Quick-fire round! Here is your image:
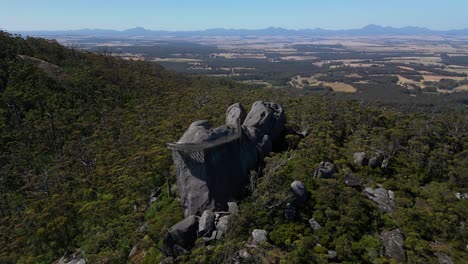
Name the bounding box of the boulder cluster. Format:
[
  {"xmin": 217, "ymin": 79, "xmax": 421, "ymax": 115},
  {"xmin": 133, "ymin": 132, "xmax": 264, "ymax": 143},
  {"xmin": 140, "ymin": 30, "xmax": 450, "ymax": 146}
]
[{"xmin": 170, "ymin": 101, "xmax": 285, "ymax": 217}]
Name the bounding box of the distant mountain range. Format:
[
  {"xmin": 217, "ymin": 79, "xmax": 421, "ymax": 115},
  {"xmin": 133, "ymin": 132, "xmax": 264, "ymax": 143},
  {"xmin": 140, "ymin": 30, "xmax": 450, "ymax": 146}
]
[{"xmin": 15, "ymin": 25, "xmax": 468, "ymax": 37}]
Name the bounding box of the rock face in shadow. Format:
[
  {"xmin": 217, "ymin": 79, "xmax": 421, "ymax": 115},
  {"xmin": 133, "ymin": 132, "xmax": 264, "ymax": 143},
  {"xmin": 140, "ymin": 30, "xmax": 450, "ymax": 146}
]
[
  {"xmin": 162, "ymin": 215, "xmax": 199, "ymax": 257},
  {"xmin": 169, "ymin": 101, "xmax": 285, "ymax": 217}
]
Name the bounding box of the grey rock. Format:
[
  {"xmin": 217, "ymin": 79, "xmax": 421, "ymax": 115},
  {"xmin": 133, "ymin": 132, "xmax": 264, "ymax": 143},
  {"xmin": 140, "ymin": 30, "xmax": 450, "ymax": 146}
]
[
  {"xmin": 328, "ymin": 250, "xmax": 337, "ymax": 260},
  {"xmin": 243, "ymin": 101, "xmax": 286, "ymax": 142},
  {"xmin": 369, "ymin": 153, "xmax": 384, "ymax": 169},
  {"xmin": 353, "ymin": 152, "xmax": 368, "ymax": 166},
  {"xmin": 198, "ymin": 210, "xmax": 215, "ymax": 236},
  {"xmin": 239, "ymin": 248, "xmax": 252, "ymax": 259},
  {"xmin": 252, "ymin": 229, "xmax": 268, "ymax": 244},
  {"xmin": 381, "ymin": 158, "xmax": 390, "ymax": 169},
  {"xmin": 435, "ymin": 252, "xmax": 453, "ymax": 264},
  {"xmin": 363, "ymin": 187, "xmax": 396, "ymax": 213},
  {"xmin": 380, "ymin": 229, "xmax": 405, "ymax": 263},
  {"xmin": 291, "ymin": 180, "xmax": 308, "ymax": 203},
  {"xmin": 285, "ymin": 203, "xmax": 296, "ymax": 220},
  {"xmin": 162, "ymin": 215, "xmax": 199, "ymax": 257},
  {"xmin": 314, "ymin": 162, "xmax": 337, "ymax": 179},
  {"xmin": 226, "ymin": 103, "xmax": 246, "ymax": 127},
  {"xmin": 344, "ymin": 173, "xmax": 361, "ymax": 187},
  {"xmin": 216, "ymin": 215, "xmax": 231, "ymax": 233},
  {"xmin": 228, "ymin": 202, "xmax": 239, "ymax": 215},
  {"xmin": 455, "ymin": 192, "xmax": 467, "ymax": 200},
  {"xmin": 308, "ymin": 218, "xmax": 322, "ymax": 231}
]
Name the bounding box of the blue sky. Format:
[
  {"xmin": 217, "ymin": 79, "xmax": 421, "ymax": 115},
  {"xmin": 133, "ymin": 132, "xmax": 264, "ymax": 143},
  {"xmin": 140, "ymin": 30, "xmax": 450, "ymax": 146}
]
[{"xmin": 1, "ymin": 0, "xmax": 467, "ymax": 31}]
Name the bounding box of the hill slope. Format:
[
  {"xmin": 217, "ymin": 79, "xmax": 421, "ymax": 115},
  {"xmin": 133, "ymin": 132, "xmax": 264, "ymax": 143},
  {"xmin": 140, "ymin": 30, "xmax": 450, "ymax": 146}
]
[{"xmin": 0, "ymin": 32, "xmax": 466, "ymax": 263}]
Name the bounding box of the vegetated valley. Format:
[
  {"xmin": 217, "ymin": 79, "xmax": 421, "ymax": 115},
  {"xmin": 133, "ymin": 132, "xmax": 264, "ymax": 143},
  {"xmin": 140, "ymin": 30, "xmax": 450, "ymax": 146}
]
[{"xmin": 0, "ymin": 31, "xmax": 467, "ymax": 264}]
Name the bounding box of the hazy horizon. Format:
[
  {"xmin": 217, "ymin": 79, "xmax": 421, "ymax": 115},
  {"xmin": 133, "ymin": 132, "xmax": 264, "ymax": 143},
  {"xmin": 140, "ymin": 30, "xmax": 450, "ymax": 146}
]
[{"xmin": 1, "ymin": 0, "xmax": 468, "ymax": 31}]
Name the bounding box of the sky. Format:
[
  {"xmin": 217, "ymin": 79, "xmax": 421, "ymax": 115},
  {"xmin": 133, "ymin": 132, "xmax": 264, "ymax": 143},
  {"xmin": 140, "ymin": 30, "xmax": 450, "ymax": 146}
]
[{"xmin": 1, "ymin": 0, "xmax": 468, "ymax": 31}]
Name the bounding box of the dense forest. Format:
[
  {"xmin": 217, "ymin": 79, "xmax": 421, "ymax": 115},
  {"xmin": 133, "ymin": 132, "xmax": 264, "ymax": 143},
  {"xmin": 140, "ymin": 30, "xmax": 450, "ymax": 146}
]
[{"xmin": 0, "ymin": 31, "xmax": 467, "ymax": 263}]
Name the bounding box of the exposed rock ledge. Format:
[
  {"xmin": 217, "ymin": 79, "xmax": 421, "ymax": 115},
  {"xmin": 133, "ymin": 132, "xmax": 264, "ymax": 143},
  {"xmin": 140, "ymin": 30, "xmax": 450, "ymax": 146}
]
[{"xmin": 168, "ymin": 101, "xmax": 285, "ymax": 216}]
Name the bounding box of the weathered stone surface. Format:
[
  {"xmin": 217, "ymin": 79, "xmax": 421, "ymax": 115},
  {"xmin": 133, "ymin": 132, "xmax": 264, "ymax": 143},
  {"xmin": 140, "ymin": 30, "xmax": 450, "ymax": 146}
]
[
  {"xmin": 353, "ymin": 152, "xmax": 368, "ymax": 166},
  {"xmin": 216, "ymin": 215, "xmax": 231, "ymax": 233},
  {"xmin": 226, "ymin": 103, "xmax": 247, "ymax": 127},
  {"xmin": 363, "ymin": 187, "xmax": 396, "ymax": 213},
  {"xmin": 344, "ymin": 173, "xmax": 361, "ymax": 187},
  {"xmin": 380, "ymin": 229, "xmax": 405, "ymax": 263},
  {"xmin": 435, "ymin": 252, "xmax": 454, "ymax": 264},
  {"xmin": 243, "ymin": 101, "xmax": 286, "ymax": 142},
  {"xmin": 381, "ymin": 158, "xmax": 390, "ymax": 169},
  {"xmin": 162, "ymin": 215, "xmax": 198, "ymax": 257},
  {"xmin": 309, "ymin": 218, "xmax": 322, "ymax": 231},
  {"xmin": 291, "ymin": 180, "xmax": 308, "ymax": 203},
  {"xmin": 228, "ymin": 202, "xmax": 239, "ymax": 215},
  {"xmin": 314, "ymin": 162, "xmax": 337, "ymax": 179},
  {"xmin": 170, "ymin": 102, "xmax": 285, "ymax": 216},
  {"xmin": 198, "ymin": 210, "xmax": 215, "ymax": 236},
  {"xmin": 252, "ymin": 229, "xmax": 268, "ymax": 244}
]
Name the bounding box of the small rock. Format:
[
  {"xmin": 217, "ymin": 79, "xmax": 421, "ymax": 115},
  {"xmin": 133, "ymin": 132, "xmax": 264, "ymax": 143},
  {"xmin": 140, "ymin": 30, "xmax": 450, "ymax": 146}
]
[
  {"xmin": 314, "ymin": 162, "xmax": 337, "ymax": 179},
  {"xmin": 203, "ymin": 230, "xmax": 224, "ymax": 243},
  {"xmin": 344, "ymin": 173, "xmax": 361, "ymax": 187},
  {"xmin": 353, "ymin": 152, "xmax": 368, "ymax": 166},
  {"xmin": 216, "ymin": 215, "xmax": 231, "ymax": 233},
  {"xmin": 198, "ymin": 210, "xmax": 215, "ymax": 237},
  {"xmin": 328, "ymin": 250, "xmax": 337, "ymax": 260},
  {"xmin": 308, "ymin": 218, "xmax": 322, "ymax": 231},
  {"xmin": 228, "ymin": 202, "xmax": 239, "ymax": 215},
  {"xmin": 435, "ymin": 252, "xmax": 454, "ymax": 264},
  {"xmin": 291, "ymin": 180, "xmax": 308, "ymax": 203},
  {"xmin": 252, "ymin": 229, "xmax": 268, "ymax": 244},
  {"xmin": 159, "ymin": 257, "xmax": 174, "ymax": 264},
  {"xmin": 380, "ymin": 229, "xmax": 405, "ymax": 263}
]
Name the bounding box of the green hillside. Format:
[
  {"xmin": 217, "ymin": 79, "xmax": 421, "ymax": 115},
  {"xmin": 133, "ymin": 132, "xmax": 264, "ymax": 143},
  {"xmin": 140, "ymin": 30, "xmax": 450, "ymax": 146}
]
[{"xmin": 0, "ymin": 32, "xmax": 466, "ymax": 263}]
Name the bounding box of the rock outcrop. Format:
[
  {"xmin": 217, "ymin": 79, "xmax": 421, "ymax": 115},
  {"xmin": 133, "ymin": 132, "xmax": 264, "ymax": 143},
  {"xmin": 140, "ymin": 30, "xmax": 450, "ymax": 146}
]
[
  {"xmin": 162, "ymin": 215, "xmax": 199, "ymax": 257},
  {"xmin": 198, "ymin": 210, "xmax": 215, "ymax": 236},
  {"xmin": 380, "ymin": 229, "xmax": 406, "ymax": 263},
  {"xmin": 169, "ymin": 101, "xmax": 285, "ymax": 216}
]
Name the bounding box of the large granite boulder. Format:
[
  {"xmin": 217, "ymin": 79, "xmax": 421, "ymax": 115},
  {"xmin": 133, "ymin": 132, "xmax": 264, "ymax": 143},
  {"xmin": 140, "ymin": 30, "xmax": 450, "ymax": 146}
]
[
  {"xmin": 314, "ymin": 162, "xmax": 337, "ymax": 179},
  {"xmin": 170, "ymin": 102, "xmax": 285, "ymax": 216},
  {"xmin": 216, "ymin": 215, "xmax": 231, "ymax": 233},
  {"xmin": 243, "ymin": 101, "xmax": 286, "ymax": 142},
  {"xmin": 162, "ymin": 216, "xmax": 199, "ymax": 257},
  {"xmin": 380, "ymin": 229, "xmax": 406, "ymax": 263},
  {"xmin": 226, "ymin": 103, "xmax": 246, "ymax": 127}
]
